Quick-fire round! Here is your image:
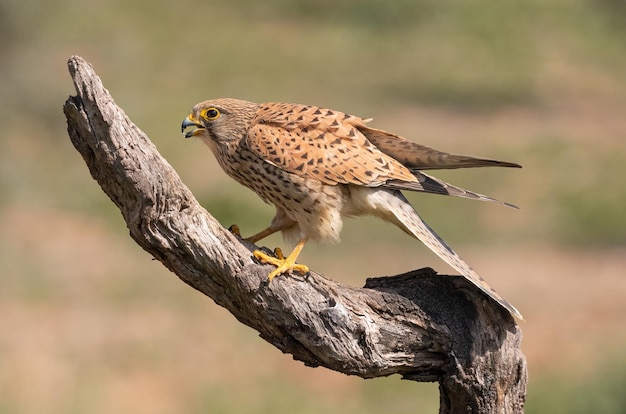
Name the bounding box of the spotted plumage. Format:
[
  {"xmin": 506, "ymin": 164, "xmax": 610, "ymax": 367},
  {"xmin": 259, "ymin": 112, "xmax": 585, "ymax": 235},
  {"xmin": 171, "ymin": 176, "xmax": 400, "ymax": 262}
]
[{"xmin": 182, "ymin": 98, "xmax": 523, "ymax": 320}]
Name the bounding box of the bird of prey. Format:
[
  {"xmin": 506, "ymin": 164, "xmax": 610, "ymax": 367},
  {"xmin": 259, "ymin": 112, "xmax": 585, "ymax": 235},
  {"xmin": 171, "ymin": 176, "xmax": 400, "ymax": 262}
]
[{"xmin": 182, "ymin": 98, "xmax": 523, "ymax": 319}]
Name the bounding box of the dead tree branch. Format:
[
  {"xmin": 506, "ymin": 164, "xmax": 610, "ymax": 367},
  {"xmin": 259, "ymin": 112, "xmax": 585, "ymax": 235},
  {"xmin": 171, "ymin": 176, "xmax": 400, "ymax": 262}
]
[{"xmin": 63, "ymin": 55, "xmax": 527, "ymax": 414}]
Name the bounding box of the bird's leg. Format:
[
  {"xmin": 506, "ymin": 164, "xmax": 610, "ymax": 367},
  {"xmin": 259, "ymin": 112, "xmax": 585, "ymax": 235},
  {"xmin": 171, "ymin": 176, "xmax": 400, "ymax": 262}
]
[
  {"xmin": 228, "ymin": 207, "xmax": 308, "ymax": 279},
  {"xmin": 228, "ymin": 224, "xmax": 279, "ymax": 242},
  {"xmin": 230, "ymin": 207, "xmax": 296, "ymax": 243},
  {"xmin": 254, "ymin": 237, "xmax": 309, "ymax": 281},
  {"xmin": 245, "ymin": 226, "xmax": 280, "ymax": 244}
]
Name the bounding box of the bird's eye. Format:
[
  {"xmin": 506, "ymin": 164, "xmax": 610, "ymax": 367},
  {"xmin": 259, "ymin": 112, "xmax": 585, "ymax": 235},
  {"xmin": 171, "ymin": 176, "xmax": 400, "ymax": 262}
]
[{"xmin": 201, "ymin": 107, "xmax": 220, "ymax": 121}]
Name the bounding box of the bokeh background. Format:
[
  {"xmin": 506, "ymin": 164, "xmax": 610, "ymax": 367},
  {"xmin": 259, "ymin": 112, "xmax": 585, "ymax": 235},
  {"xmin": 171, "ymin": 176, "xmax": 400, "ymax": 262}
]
[{"xmin": 2, "ymin": 0, "xmax": 626, "ymax": 413}]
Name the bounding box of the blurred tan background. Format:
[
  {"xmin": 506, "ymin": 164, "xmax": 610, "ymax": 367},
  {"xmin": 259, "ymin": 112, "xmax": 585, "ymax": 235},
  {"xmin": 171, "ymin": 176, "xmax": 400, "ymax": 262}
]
[{"xmin": 1, "ymin": 0, "xmax": 626, "ymax": 413}]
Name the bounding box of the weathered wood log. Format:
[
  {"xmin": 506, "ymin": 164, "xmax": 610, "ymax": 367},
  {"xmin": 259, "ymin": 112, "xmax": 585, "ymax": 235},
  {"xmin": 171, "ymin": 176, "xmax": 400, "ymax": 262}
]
[{"xmin": 63, "ymin": 55, "xmax": 527, "ymax": 414}]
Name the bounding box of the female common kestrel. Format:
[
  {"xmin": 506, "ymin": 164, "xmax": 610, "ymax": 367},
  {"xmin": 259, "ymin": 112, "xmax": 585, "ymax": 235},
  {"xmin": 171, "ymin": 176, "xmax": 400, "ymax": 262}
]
[{"xmin": 182, "ymin": 98, "xmax": 523, "ymax": 320}]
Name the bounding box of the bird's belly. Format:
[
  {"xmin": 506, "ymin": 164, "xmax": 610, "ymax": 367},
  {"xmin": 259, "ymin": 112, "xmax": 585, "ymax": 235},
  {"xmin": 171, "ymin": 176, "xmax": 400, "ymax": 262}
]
[{"xmin": 229, "ymin": 159, "xmax": 347, "ymax": 243}]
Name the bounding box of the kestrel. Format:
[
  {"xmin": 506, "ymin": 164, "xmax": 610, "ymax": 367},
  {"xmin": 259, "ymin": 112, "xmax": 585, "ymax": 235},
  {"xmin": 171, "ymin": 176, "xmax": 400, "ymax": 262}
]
[{"xmin": 182, "ymin": 99, "xmax": 523, "ymax": 320}]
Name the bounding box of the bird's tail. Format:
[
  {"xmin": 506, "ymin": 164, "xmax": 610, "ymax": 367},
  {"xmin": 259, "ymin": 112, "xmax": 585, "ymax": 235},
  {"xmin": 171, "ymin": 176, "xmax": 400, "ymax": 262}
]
[{"xmin": 366, "ymin": 189, "xmax": 523, "ymax": 320}]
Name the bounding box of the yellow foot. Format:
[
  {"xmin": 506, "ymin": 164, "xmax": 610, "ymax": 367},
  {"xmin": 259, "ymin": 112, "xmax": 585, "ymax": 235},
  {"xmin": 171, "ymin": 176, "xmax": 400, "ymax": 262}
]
[{"xmin": 254, "ymin": 247, "xmax": 310, "ymax": 281}]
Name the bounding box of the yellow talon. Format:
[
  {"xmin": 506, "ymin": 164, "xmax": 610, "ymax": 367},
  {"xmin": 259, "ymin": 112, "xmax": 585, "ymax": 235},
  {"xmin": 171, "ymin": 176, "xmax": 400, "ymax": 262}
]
[
  {"xmin": 274, "ymin": 247, "xmax": 285, "ymax": 260},
  {"xmin": 253, "ymin": 238, "xmax": 309, "ymax": 281},
  {"xmin": 228, "ymin": 224, "xmax": 241, "ymax": 237}
]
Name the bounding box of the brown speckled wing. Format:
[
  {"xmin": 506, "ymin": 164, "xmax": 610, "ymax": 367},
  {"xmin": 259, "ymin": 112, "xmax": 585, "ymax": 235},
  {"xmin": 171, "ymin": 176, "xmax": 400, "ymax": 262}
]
[
  {"xmin": 359, "ymin": 126, "xmax": 521, "ymax": 170},
  {"xmin": 246, "ymin": 103, "xmax": 417, "ymax": 187}
]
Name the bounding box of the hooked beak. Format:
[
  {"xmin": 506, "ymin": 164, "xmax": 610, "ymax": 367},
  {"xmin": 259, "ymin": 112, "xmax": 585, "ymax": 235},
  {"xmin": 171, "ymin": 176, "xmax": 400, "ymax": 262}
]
[{"xmin": 181, "ymin": 115, "xmax": 204, "ymax": 138}]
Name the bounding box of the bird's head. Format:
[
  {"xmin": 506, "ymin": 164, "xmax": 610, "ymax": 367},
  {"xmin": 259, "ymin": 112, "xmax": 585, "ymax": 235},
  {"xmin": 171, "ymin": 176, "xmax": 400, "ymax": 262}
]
[{"xmin": 181, "ymin": 98, "xmax": 259, "ymax": 144}]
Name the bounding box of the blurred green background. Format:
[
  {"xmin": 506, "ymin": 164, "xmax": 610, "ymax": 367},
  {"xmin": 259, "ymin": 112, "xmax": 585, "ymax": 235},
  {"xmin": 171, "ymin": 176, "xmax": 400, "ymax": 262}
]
[{"xmin": 2, "ymin": 0, "xmax": 626, "ymax": 413}]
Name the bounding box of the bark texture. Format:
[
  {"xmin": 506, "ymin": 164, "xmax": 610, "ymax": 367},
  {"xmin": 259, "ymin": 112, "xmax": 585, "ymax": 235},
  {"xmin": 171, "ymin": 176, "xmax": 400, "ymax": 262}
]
[{"xmin": 63, "ymin": 55, "xmax": 527, "ymax": 414}]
